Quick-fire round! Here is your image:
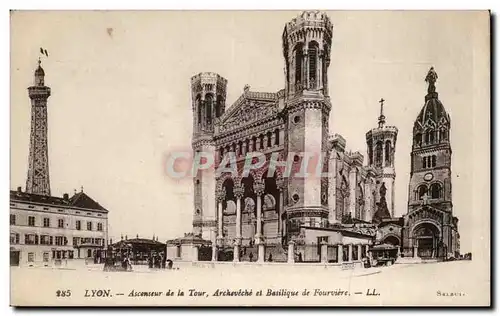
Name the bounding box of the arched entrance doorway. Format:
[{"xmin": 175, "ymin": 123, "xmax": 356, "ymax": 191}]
[
  {"xmin": 382, "ymin": 235, "xmax": 401, "ymax": 246},
  {"xmin": 412, "ymin": 222, "xmax": 440, "ymax": 258}
]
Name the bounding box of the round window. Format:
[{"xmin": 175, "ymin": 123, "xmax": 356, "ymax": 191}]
[
  {"xmin": 293, "ymin": 155, "xmax": 300, "ymax": 163},
  {"xmin": 293, "ymin": 115, "xmax": 301, "ymax": 124},
  {"xmin": 292, "ymin": 194, "xmax": 300, "ymax": 203}
]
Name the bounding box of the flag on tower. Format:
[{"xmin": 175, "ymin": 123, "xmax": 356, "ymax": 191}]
[{"xmin": 40, "ymin": 47, "xmax": 49, "ymax": 57}]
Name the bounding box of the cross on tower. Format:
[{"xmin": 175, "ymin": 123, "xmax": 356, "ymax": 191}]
[{"xmin": 378, "ymin": 98, "xmax": 386, "ymax": 128}]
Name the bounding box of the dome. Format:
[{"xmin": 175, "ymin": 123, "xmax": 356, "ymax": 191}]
[{"xmin": 414, "ymin": 96, "xmax": 450, "ymax": 130}]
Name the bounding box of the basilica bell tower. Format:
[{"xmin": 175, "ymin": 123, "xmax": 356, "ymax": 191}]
[
  {"xmin": 190, "ymin": 72, "xmax": 228, "ymax": 242},
  {"xmin": 365, "ymin": 98, "xmax": 398, "ymax": 220},
  {"xmin": 282, "ymin": 11, "xmax": 333, "ymax": 233},
  {"xmin": 407, "ymin": 67, "xmax": 452, "ymax": 213}
]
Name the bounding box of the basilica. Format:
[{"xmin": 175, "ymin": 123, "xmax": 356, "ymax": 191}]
[{"xmin": 166, "ymin": 11, "xmax": 460, "ymax": 263}]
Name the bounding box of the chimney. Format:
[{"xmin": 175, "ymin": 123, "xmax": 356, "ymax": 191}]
[
  {"xmin": 17, "ymin": 186, "xmax": 22, "ymax": 193},
  {"xmin": 63, "ymin": 193, "xmax": 69, "ymax": 201}
]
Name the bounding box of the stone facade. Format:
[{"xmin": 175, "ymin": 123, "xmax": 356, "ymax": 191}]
[
  {"xmin": 180, "ymin": 12, "xmax": 460, "ymax": 262},
  {"xmin": 186, "ymin": 11, "xmax": 396, "ymax": 262}
]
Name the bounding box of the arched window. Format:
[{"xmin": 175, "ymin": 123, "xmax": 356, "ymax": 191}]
[
  {"xmin": 367, "ymin": 140, "xmax": 373, "ymax": 165},
  {"xmin": 356, "ymin": 185, "xmax": 364, "ymax": 220},
  {"xmin": 245, "ymin": 139, "xmax": 250, "ymax": 154},
  {"xmin": 267, "ymin": 131, "xmax": 272, "ymax": 148},
  {"xmin": 422, "ymin": 157, "xmax": 427, "ymax": 169},
  {"xmin": 216, "ymin": 95, "xmax": 223, "ymax": 118},
  {"xmin": 385, "ymin": 140, "xmax": 392, "ymax": 166},
  {"xmin": 323, "ymin": 44, "xmax": 329, "ymax": 94},
  {"xmin": 375, "ymin": 141, "xmax": 383, "ymax": 168},
  {"xmin": 196, "ymin": 95, "xmax": 202, "ymax": 125},
  {"xmin": 294, "ymin": 44, "xmax": 303, "ymax": 86},
  {"xmin": 252, "ymin": 137, "xmax": 257, "ymax": 151},
  {"xmin": 430, "ymin": 183, "xmax": 441, "ymax": 199},
  {"xmin": 415, "ymin": 133, "xmax": 422, "ymax": 146},
  {"xmin": 238, "ymin": 141, "xmax": 243, "ymax": 156},
  {"xmin": 205, "ymin": 94, "xmax": 213, "ymax": 126},
  {"xmin": 431, "ymin": 155, "xmax": 437, "ymax": 168},
  {"xmin": 259, "ymin": 134, "xmax": 265, "ymax": 150},
  {"xmin": 231, "ymin": 143, "xmax": 236, "ymax": 153},
  {"xmin": 439, "ymin": 128, "xmax": 447, "ymax": 141},
  {"xmin": 337, "ymin": 177, "xmax": 349, "ymax": 221},
  {"xmin": 308, "ymin": 42, "xmax": 319, "ymax": 89},
  {"xmin": 426, "ymin": 130, "xmax": 435, "ymax": 144},
  {"xmin": 417, "ymin": 185, "xmax": 428, "ymax": 200},
  {"xmin": 274, "ymin": 129, "xmax": 280, "ymax": 145}
]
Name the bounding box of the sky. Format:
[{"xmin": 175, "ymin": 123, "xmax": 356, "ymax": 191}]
[{"xmin": 10, "ymin": 11, "xmax": 489, "ymax": 253}]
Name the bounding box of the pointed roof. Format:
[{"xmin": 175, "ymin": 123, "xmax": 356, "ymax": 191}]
[
  {"xmin": 69, "ymin": 192, "xmax": 107, "ymax": 211},
  {"xmin": 414, "ymin": 67, "xmax": 450, "ymax": 130}
]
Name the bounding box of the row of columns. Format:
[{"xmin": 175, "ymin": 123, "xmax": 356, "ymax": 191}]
[
  {"xmin": 199, "ymin": 242, "xmax": 372, "ymax": 264},
  {"xmin": 215, "ymin": 179, "xmax": 285, "ymax": 262},
  {"xmin": 219, "ymin": 130, "xmax": 282, "ymax": 160}
]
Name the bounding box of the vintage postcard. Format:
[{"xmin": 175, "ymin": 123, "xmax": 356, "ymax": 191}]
[{"xmin": 9, "ymin": 10, "xmax": 490, "ymax": 307}]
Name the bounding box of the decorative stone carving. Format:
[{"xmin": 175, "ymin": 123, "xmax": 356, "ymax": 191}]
[
  {"xmin": 253, "ymin": 181, "xmax": 265, "ymax": 196},
  {"xmin": 216, "ymin": 187, "xmax": 226, "ymax": 202},
  {"xmin": 233, "ymin": 184, "xmax": 244, "ymax": 199}
]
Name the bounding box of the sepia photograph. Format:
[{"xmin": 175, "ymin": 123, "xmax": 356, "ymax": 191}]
[{"xmin": 9, "ymin": 10, "xmax": 490, "ymax": 307}]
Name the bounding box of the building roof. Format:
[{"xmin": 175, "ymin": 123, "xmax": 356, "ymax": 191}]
[
  {"xmin": 166, "ymin": 233, "xmax": 212, "ymax": 245},
  {"xmin": 10, "ymin": 189, "xmax": 108, "ymax": 212},
  {"xmin": 111, "ymin": 238, "xmax": 165, "ymax": 248}
]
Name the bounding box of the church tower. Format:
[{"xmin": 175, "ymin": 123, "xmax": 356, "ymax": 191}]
[
  {"xmin": 365, "ymin": 98, "xmax": 398, "ymax": 219},
  {"xmin": 26, "ymin": 59, "xmax": 51, "ymax": 196},
  {"xmin": 282, "ymin": 11, "xmax": 333, "ymax": 232},
  {"xmin": 408, "ymin": 67, "xmax": 452, "ymax": 213},
  {"xmin": 403, "ymin": 67, "xmax": 458, "ymax": 259},
  {"xmin": 191, "ymin": 72, "xmax": 227, "ymax": 242}
]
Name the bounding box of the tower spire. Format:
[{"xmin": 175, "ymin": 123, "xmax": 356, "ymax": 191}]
[{"xmin": 378, "ymin": 98, "xmax": 386, "ymax": 128}]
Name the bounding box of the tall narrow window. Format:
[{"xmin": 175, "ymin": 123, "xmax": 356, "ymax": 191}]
[
  {"xmin": 375, "ymin": 141, "xmax": 383, "ymax": 168},
  {"xmin": 267, "ymin": 131, "xmax": 272, "ymax": 148},
  {"xmin": 275, "ymin": 129, "xmax": 280, "ymax": 145},
  {"xmin": 196, "ymin": 95, "xmax": 202, "ymax": 125},
  {"xmin": 432, "ymin": 155, "xmax": 437, "ymax": 167},
  {"xmin": 216, "ymin": 95, "xmax": 223, "ymax": 118},
  {"xmin": 205, "ymin": 94, "xmax": 213, "ymax": 126},
  {"xmin": 238, "ymin": 141, "xmax": 243, "ymax": 156},
  {"xmin": 385, "ymin": 140, "xmax": 391, "ymax": 166},
  {"xmin": 308, "ymin": 42, "xmax": 318, "ymax": 88},
  {"xmin": 422, "ymin": 157, "xmax": 427, "ymax": 169},
  {"xmin": 294, "ymin": 44, "xmax": 303, "ymax": 86}
]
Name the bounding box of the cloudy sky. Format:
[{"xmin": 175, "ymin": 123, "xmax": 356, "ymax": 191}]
[{"xmin": 10, "ymin": 11, "xmax": 489, "ymax": 252}]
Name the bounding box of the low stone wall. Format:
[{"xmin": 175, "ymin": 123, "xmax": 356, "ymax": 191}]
[{"xmin": 169, "ymin": 260, "xmax": 364, "ymax": 271}]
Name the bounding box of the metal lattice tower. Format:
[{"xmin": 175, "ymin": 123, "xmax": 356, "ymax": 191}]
[{"xmin": 25, "ymin": 59, "xmax": 51, "ymax": 196}]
